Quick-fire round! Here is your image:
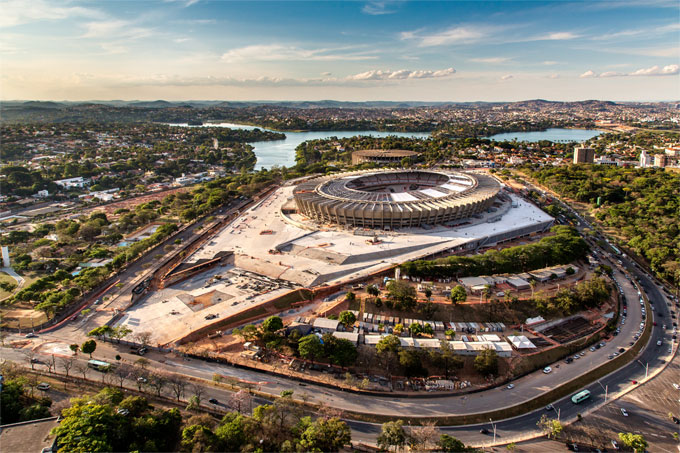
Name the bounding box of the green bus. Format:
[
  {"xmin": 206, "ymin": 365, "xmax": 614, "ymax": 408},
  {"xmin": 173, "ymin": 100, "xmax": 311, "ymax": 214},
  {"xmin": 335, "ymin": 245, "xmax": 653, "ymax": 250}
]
[
  {"xmin": 571, "ymin": 389, "xmax": 591, "ymax": 404},
  {"xmin": 87, "ymin": 359, "xmax": 112, "ymax": 372}
]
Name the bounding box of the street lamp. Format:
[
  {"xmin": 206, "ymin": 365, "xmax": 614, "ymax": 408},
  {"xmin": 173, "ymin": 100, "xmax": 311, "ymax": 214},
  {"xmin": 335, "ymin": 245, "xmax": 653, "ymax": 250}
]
[
  {"xmin": 597, "ymin": 380, "xmax": 608, "ymax": 403},
  {"xmin": 489, "ymin": 418, "xmax": 497, "ymax": 444},
  {"xmin": 636, "ymin": 360, "xmax": 649, "ymax": 378}
]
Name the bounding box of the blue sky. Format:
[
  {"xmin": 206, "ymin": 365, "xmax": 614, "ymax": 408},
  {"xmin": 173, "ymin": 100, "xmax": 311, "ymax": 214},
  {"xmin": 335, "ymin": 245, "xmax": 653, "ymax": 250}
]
[{"xmin": 2, "ymin": 0, "xmax": 678, "ymax": 101}]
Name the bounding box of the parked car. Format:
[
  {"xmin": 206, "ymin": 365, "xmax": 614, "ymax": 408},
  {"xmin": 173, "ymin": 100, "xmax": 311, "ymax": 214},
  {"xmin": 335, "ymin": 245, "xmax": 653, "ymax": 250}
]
[
  {"xmin": 25, "ymin": 333, "xmax": 37, "ymax": 338},
  {"xmin": 545, "ymin": 404, "xmax": 554, "ymax": 411},
  {"xmin": 36, "ymin": 383, "xmax": 50, "ymax": 391},
  {"xmin": 620, "ymin": 408, "xmax": 629, "ymax": 417},
  {"xmin": 506, "ymin": 384, "xmax": 515, "ymax": 389},
  {"xmin": 479, "ymin": 428, "xmax": 490, "ymax": 435},
  {"xmin": 611, "ymin": 440, "xmax": 619, "ymax": 450},
  {"xmin": 543, "ymin": 367, "xmax": 552, "ymax": 374},
  {"xmin": 208, "ymin": 398, "xmax": 219, "ymax": 404}
]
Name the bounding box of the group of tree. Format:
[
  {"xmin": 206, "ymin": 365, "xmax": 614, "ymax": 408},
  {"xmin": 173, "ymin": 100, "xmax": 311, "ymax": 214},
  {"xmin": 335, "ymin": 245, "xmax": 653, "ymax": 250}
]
[
  {"xmin": 375, "ymin": 335, "xmax": 465, "ymax": 378},
  {"xmin": 529, "ymin": 164, "xmax": 680, "ymax": 286},
  {"xmin": 377, "ymin": 419, "xmax": 476, "ymax": 452},
  {"xmin": 0, "ymin": 374, "xmax": 52, "ymax": 425},
  {"xmin": 51, "ymin": 387, "xmax": 182, "ymax": 452},
  {"xmin": 180, "ymin": 390, "xmax": 351, "ymax": 452},
  {"xmin": 400, "ymin": 226, "xmax": 589, "ymax": 280},
  {"xmin": 532, "ymin": 277, "xmax": 611, "ymax": 316},
  {"xmin": 297, "ymin": 333, "xmax": 358, "ymax": 367}
]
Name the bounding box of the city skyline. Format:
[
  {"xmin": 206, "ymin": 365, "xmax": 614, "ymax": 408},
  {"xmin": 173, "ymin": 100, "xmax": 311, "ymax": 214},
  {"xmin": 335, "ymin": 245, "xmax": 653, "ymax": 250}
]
[{"xmin": 2, "ymin": 0, "xmax": 679, "ymax": 101}]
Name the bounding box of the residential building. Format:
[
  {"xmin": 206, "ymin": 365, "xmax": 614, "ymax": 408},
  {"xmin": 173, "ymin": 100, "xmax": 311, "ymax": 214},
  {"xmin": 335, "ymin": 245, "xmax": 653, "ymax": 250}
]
[{"xmin": 573, "ymin": 146, "xmax": 595, "ymax": 164}]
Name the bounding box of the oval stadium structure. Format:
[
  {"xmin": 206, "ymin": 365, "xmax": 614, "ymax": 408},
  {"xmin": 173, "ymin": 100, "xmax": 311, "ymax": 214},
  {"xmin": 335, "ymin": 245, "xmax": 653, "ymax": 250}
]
[{"xmin": 293, "ymin": 170, "xmax": 501, "ymax": 229}]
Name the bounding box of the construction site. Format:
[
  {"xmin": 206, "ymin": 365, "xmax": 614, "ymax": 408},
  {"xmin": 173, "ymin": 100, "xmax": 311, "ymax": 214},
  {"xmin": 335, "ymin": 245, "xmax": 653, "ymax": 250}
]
[{"xmin": 114, "ymin": 173, "xmax": 555, "ymax": 345}]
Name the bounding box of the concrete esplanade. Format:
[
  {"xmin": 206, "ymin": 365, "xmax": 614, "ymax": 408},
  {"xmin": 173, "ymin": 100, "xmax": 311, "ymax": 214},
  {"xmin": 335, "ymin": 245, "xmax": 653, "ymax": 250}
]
[{"xmin": 293, "ymin": 169, "xmax": 501, "ymax": 229}]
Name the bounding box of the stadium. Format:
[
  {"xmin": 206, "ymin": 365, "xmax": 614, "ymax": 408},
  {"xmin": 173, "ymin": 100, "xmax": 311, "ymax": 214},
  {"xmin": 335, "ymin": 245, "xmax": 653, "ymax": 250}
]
[{"xmin": 293, "ymin": 170, "xmax": 501, "ymax": 229}]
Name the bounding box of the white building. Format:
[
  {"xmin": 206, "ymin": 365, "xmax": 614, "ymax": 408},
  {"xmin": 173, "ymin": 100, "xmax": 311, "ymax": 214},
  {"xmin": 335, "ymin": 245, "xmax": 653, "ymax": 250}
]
[
  {"xmin": 639, "ymin": 149, "xmax": 652, "ymax": 168},
  {"xmin": 54, "ymin": 177, "xmax": 89, "ymax": 189}
]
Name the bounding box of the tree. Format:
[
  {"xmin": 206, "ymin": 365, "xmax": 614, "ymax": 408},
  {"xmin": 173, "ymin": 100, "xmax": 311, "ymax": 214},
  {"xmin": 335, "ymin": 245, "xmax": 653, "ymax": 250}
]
[
  {"xmin": 148, "ymin": 372, "xmax": 167, "ymax": 397},
  {"xmin": 408, "ymin": 420, "xmax": 439, "ymax": 452},
  {"xmin": 450, "ymin": 285, "xmax": 467, "ymax": 304},
  {"xmin": 338, "ymin": 310, "xmax": 356, "ymax": 329},
  {"xmin": 75, "ymin": 362, "xmax": 90, "ymax": 380},
  {"xmin": 345, "ymin": 291, "xmax": 356, "ymax": 302},
  {"xmin": 262, "ymin": 316, "xmax": 283, "ymax": 332},
  {"xmin": 424, "ymin": 288, "xmax": 432, "ymax": 300},
  {"xmin": 474, "ymin": 347, "xmax": 498, "ymax": 376},
  {"xmin": 60, "ymin": 357, "xmax": 75, "ymax": 377},
  {"xmin": 376, "ymin": 334, "xmax": 401, "ymax": 356},
  {"xmin": 112, "ymin": 326, "xmax": 132, "ymax": 343},
  {"xmin": 298, "ymin": 334, "xmax": 323, "ymax": 361},
  {"xmin": 367, "ymin": 285, "xmax": 380, "ymax": 297},
  {"xmin": 167, "ymin": 374, "xmax": 187, "ymax": 401},
  {"xmin": 215, "ymin": 412, "xmax": 248, "ymax": 452},
  {"xmin": 81, "ymin": 339, "xmax": 97, "ymax": 358},
  {"xmin": 298, "ymin": 417, "xmax": 351, "ymax": 452},
  {"xmin": 409, "ymin": 322, "xmax": 423, "ymax": 337},
  {"xmin": 386, "ymin": 280, "xmax": 416, "ymax": 308},
  {"xmin": 537, "ymin": 414, "xmax": 563, "ymax": 439},
  {"xmin": 377, "ymin": 420, "xmax": 406, "ymax": 451},
  {"xmin": 228, "ymin": 389, "xmax": 252, "ymax": 414},
  {"xmin": 50, "ymin": 403, "xmax": 121, "ymax": 452},
  {"xmin": 618, "ymin": 433, "xmax": 648, "ymax": 452},
  {"xmin": 439, "ymin": 434, "xmax": 468, "ymax": 453}
]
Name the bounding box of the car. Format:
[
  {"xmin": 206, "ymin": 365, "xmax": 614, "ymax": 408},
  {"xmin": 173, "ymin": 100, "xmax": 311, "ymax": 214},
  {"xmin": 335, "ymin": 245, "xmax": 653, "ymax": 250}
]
[
  {"xmin": 137, "ymin": 377, "xmax": 147, "ymax": 384},
  {"xmin": 589, "ymin": 347, "xmax": 596, "ymax": 352},
  {"xmin": 479, "ymin": 428, "xmax": 490, "ymax": 434},
  {"xmin": 620, "ymin": 408, "xmax": 628, "ymax": 416},
  {"xmin": 545, "ymin": 404, "xmax": 554, "ymax": 411},
  {"xmin": 117, "ymin": 408, "xmax": 130, "ymax": 415},
  {"xmin": 506, "ymin": 384, "xmax": 515, "ymax": 389},
  {"xmin": 138, "ymin": 347, "xmax": 147, "ymax": 355},
  {"xmin": 631, "ymin": 380, "xmax": 638, "ymax": 384},
  {"xmin": 608, "ymin": 355, "xmax": 614, "ymax": 359},
  {"xmin": 573, "ymin": 355, "xmax": 580, "ymax": 360},
  {"xmin": 653, "ymin": 322, "xmax": 657, "ymax": 326},
  {"xmin": 208, "ymin": 398, "xmax": 219, "ymax": 404},
  {"xmin": 611, "ymin": 440, "xmax": 620, "ymax": 450},
  {"xmin": 629, "ymin": 341, "xmax": 634, "ymax": 346},
  {"xmin": 663, "ymin": 324, "xmax": 667, "ymax": 329},
  {"xmin": 579, "ymin": 351, "xmax": 586, "ymax": 356},
  {"xmin": 565, "ymin": 357, "xmax": 574, "ymax": 364},
  {"xmin": 36, "ymin": 383, "xmax": 50, "ymax": 391},
  {"xmin": 25, "ymin": 332, "xmax": 37, "ymax": 338},
  {"xmin": 567, "ymin": 443, "xmax": 579, "ymax": 452},
  {"xmin": 30, "ymin": 358, "xmax": 40, "ymax": 364},
  {"xmin": 595, "ymin": 344, "xmax": 601, "ymax": 350},
  {"xmin": 599, "ymin": 342, "xmax": 606, "ymax": 347},
  {"xmin": 618, "ymin": 348, "xmax": 625, "ymax": 353},
  {"xmin": 543, "ymin": 367, "xmax": 552, "ymax": 374},
  {"xmin": 657, "ymin": 340, "xmax": 663, "ymax": 346},
  {"xmin": 672, "ymin": 416, "xmax": 680, "ymax": 425}
]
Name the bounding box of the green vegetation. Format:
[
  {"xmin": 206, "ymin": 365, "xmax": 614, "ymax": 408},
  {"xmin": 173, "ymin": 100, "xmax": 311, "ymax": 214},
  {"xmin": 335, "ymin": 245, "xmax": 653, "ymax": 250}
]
[
  {"xmin": 531, "ymin": 165, "xmax": 680, "ymax": 285},
  {"xmin": 450, "ymin": 285, "xmax": 467, "ymax": 303},
  {"xmin": 0, "ymin": 376, "xmax": 52, "ymax": 424},
  {"xmin": 400, "ymin": 225, "xmax": 589, "ymax": 279},
  {"xmin": 51, "ymin": 388, "xmax": 181, "ymax": 452},
  {"xmin": 537, "ymin": 415, "xmax": 563, "ymax": 439},
  {"xmin": 533, "ymin": 277, "xmax": 610, "ymax": 316},
  {"xmin": 618, "ymin": 432, "xmax": 648, "ymax": 453},
  {"xmin": 473, "ymin": 347, "xmax": 499, "ymax": 376}
]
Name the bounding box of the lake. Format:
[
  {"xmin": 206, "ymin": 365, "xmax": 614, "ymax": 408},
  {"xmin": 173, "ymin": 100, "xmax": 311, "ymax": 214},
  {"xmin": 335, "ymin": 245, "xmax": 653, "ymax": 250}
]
[
  {"xmin": 485, "ymin": 128, "xmax": 602, "ymax": 143},
  {"xmin": 169, "ymin": 122, "xmax": 430, "ymax": 169},
  {"xmin": 170, "ymin": 123, "xmax": 602, "ymax": 169}
]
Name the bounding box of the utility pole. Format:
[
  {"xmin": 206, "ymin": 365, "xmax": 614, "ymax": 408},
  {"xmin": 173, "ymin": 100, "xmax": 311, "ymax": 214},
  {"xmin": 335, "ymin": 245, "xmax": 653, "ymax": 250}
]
[
  {"xmin": 490, "ymin": 418, "xmax": 497, "ymax": 444},
  {"xmin": 636, "ymin": 360, "xmax": 648, "ymax": 378}
]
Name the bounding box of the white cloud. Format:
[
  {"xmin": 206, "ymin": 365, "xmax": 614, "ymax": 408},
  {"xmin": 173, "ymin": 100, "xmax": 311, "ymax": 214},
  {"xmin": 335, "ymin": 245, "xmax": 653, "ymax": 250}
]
[
  {"xmin": 500, "ymin": 74, "xmax": 513, "ymax": 80},
  {"xmin": 580, "ymin": 64, "xmax": 679, "ymax": 78},
  {"xmin": 401, "ymin": 26, "xmax": 487, "ymax": 47},
  {"xmin": 321, "ymin": 72, "xmax": 332, "ymax": 76},
  {"xmin": 82, "ymin": 20, "xmax": 152, "ymax": 40},
  {"xmin": 470, "ymin": 57, "xmax": 511, "ymax": 64},
  {"xmin": 630, "ymin": 64, "xmax": 679, "ymax": 76},
  {"xmin": 542, "ymin": 61, "xmax": 559, "ymax": 65},
  {"xmin": 173, "ymin": 38, "xmax": 190, "ymax": 44},
  {"xmin": 348, "ymin": 68, "xmax": 456, "ymax": 80},
  {"xmin": 221, "ymin": 45, "xmax": 376, "ymax": 62},
  {"xmin": 1, "ymin": 0, "xmax": 103, "ymax": 27},
  {"xmin": 547, "ymin": 74, "xmax": 560, "ymax": 79},
  {"xmin": 533, "ymin": 31, "xmax": 581, "ymax": 41},
  {"xmin": 362, "ymin": 1, "xmax": 400, "ymax": 15}
]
